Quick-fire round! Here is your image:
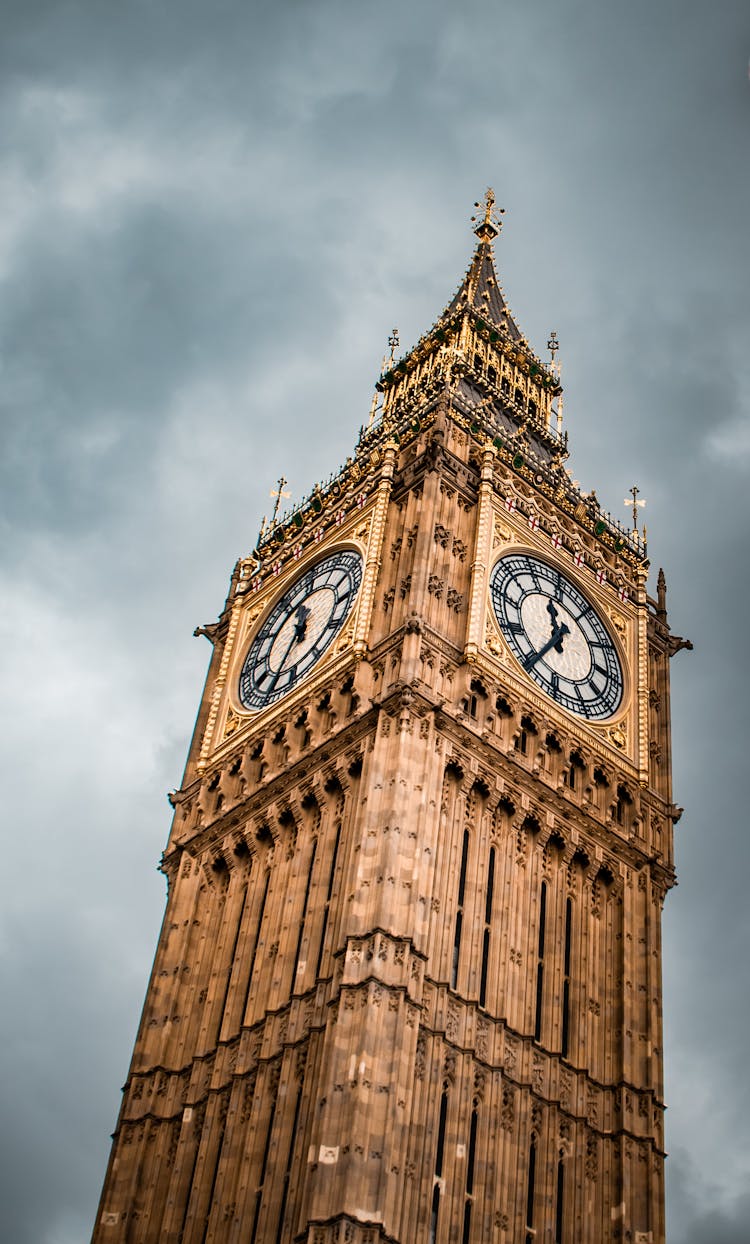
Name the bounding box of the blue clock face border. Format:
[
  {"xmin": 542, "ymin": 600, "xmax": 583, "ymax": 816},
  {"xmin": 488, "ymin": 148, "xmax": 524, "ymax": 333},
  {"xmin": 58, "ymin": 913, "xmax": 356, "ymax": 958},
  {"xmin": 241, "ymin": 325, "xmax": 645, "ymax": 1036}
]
[
  {"xmin": 238, "ymin": 549, "xmax": 363, "ymax": 712},
  {"xmin": 489, "ymin": 552, "xmax": 624, "ymax": 721}
]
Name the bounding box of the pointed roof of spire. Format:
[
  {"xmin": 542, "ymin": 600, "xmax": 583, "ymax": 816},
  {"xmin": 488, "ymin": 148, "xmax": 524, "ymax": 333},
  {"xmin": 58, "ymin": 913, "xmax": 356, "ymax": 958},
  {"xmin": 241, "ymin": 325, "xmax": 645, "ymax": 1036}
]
[{"xmin": 441, "ymin": 189, "xmax": 524, "ymax": 342}]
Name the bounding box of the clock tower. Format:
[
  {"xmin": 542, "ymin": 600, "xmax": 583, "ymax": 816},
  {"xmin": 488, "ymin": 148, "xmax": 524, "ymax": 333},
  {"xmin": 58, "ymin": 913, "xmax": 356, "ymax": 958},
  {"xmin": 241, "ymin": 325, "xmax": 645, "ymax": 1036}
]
[{"xmin": 92, "ymin": 193, "xmax": 687, "ymax": 1244}]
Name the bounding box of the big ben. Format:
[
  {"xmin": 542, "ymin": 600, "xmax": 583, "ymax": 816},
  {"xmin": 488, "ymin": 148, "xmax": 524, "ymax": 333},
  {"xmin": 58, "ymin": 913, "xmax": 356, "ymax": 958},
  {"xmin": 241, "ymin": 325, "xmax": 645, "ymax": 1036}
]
[{"xmin": 92, "ymin": 191, "xmax": 688, "ymax": 1243}]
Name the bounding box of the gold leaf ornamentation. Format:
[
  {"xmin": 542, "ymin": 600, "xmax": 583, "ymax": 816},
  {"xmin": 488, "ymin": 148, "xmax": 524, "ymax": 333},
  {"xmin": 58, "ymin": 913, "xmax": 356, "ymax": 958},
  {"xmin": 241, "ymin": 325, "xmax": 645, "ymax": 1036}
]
[
  {"xmin": 485, "ymin": 621, "xmax": 505, "ymax": 660},
  {"xmin": 606, "ymin": 608, "xmax": 627, "ymax": 637},
  {"xmin": 245, "ymin": 602, "xmax": 264, "ymax": 630},
  {"xmin": 335, "ymin": 617, "xmax": 356, "ymax": 654},
  {"xmin": 493, "ymin": 516, "xmax": 512, "ymax": 548}
]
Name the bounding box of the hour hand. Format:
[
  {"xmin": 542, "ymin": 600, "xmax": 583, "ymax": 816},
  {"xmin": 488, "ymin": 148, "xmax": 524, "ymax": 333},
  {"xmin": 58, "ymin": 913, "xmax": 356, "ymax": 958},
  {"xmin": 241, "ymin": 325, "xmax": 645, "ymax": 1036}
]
[
  {"xmin": 547, "ymin": 598, "xmax": 560, "ymax": 631},
  {"xmin": 523, "ymin": 622, "xmax": 570, "ymax": 671},
  {"xmin": 293, "ymin": 604, "xmax": 310, "ymax": 642}
]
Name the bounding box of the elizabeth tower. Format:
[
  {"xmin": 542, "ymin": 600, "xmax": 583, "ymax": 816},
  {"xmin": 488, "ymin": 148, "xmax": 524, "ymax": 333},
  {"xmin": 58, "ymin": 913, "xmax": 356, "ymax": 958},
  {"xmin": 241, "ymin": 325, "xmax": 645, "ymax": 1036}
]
[{"xmin": 93, "ymin": 194, "xmax": 686, "ymax": 1244}]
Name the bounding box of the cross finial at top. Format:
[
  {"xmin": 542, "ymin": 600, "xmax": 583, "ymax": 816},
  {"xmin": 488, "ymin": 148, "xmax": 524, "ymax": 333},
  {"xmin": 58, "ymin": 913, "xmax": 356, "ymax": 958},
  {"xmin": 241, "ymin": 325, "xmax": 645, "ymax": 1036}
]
[
  {"xmin": 270, "ymin": 476, "xmax": 291, "ymax": 527},
  {"xmin": 471, "ymin": 188, "xmax": 504, "ymax": 241},
  {"xmin": 624, "ymin": 484, "xmax": 646, "ymax": 531}
]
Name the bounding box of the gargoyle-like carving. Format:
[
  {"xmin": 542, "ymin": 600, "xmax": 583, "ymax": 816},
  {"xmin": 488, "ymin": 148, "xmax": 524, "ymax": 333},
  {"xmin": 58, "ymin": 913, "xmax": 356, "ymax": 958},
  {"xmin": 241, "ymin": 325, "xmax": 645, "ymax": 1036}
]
[
  {"xmin": 193, "ymin": 621, "xmax": 221, "ymax": 643},
  {"xmin": 668, "ymin": 634, "xmax": 694, "ymax": 657}
]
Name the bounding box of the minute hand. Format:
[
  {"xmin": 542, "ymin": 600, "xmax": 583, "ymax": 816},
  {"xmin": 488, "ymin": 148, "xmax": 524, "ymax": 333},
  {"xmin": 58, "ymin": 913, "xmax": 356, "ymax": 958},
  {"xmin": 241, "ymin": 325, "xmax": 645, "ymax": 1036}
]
[
  {"xmin": 523, "ymin": 622, "xmax": 570, "ymax": 671},
  {"xmin": 267, "ymin": 610, "xmax": 306, "ymax": 692}
]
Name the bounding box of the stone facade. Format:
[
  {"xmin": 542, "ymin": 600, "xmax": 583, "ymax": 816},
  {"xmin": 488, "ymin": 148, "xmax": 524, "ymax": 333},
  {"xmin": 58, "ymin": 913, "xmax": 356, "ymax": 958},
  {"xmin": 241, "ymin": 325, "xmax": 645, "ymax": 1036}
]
[{"xmin": 92, "ymin": 197, "xmax": 686, "ymax": 1244}]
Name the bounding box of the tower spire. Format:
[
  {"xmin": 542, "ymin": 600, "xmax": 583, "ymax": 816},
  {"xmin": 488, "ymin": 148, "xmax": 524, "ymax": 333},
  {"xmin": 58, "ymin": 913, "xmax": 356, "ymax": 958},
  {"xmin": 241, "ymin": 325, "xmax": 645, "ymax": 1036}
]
[
  {"xmin": 471, "ymin": 186, "xmax": 504, "ymax": 242},
  {"xmin": 443, "ymin": 191, "xmax": 519, "ymax": 337}
]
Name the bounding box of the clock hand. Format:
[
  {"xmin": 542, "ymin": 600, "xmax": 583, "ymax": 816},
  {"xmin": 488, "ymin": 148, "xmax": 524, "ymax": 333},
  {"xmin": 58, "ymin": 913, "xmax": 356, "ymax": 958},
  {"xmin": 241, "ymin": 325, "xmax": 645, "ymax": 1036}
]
[
  {"xmin": 523, "ymin": 622, "xmax": 570, "ymax": 671},
  {"xmin": 546, "ymin": 598, "xmax": 569, "ymax": 652},
  {"xmin": 268, "ymin": 606, "xmax": 312, "ymax": 691},
  {"xmin": 294, "ymin": 603, "xmax": 310, "ymax": 642}
]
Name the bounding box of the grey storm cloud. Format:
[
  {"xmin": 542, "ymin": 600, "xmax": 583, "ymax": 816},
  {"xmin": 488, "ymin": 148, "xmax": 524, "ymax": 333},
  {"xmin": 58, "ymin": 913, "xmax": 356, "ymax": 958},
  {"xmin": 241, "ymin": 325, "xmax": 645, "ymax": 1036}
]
[{"xmin": 1, "ymin": 2, "xmax": 749, "ymax": 1242}]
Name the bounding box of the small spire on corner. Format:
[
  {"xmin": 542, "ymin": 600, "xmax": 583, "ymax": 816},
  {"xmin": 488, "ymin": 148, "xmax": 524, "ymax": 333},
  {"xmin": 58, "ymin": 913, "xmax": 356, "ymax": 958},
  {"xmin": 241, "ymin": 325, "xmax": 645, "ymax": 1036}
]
[
  {"xmin": 624, "ymin": 485, "xmax": 646, "ymax": 532},
  {"xmin": 471, "ymin": 188, "xmax": 504, "ymax": 242},
  {"xmin": 381, "ymin": 327, "xmax": 400, "ymax": 374},
  {"xmin": 270, "ymin": 476, "xmax": 291, "ymax": 528},
  {"xmin": 548, "ymin": 331, "xmax": 564, "ymax": 437}
]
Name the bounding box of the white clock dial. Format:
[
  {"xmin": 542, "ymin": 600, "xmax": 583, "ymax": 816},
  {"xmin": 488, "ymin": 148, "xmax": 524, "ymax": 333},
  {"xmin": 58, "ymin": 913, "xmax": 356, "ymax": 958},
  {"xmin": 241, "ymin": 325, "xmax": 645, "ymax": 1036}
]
[
  {"xmin": 239, "ymin": 550, "xmax": 363, "ymax": 711},
  {"xmin": 489, "ymin": 553, "xmax": 623, "ymax": 720}
]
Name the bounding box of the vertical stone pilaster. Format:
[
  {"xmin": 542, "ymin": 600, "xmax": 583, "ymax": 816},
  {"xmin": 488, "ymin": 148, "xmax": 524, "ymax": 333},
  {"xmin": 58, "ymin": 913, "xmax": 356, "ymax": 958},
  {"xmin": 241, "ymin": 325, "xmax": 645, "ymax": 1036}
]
[
  {"xmin": 353, "ymin": 443, "xmax": 397, "ymax": 659},
  {"xmin": 465, "ymin": 446, "xmax": 496, "ymax": 664}
]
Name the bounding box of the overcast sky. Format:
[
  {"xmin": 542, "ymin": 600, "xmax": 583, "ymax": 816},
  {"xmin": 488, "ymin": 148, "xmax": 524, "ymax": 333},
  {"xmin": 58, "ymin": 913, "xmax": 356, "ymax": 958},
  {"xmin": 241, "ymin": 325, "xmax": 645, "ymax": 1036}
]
[{"xmin": 1, "ymin": 2, "xmax": 748, "ymax": 1241}]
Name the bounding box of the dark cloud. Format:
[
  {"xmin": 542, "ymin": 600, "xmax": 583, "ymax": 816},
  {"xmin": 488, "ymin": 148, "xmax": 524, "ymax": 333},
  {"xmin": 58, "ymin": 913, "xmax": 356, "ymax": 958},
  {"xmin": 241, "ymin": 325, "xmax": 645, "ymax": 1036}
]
[
  {"xmin": 667, "ymin": 1150, "xmax": 750, "ymax": 1243},
  {"xmin": 1, "ymin": 1, "xmax": 748, "ymax": 1240}
]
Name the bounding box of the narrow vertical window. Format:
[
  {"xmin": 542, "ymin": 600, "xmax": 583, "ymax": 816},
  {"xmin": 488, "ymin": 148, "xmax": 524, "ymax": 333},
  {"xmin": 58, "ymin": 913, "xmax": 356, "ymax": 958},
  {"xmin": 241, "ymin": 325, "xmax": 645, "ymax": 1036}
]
[
  {"xmin": 275, "ymin": 1086, "xmax": 303, "ymax": 1244},
  {"xmin": 199, "ymin": 1091, "xmax": 230, "ymax": 1244},
  {"xmin": 555, "ymin": 1157, "xmax": 565, "ymax": 1244},
  {"xmin": 534, "ymin": 881, "xmax": 547, "ymax": 1041},
  {"xmin": 451, "ymin": 913, "xmax": 463, "ymax": 990},
  {"xmin": 428, "ymin": 1184, "xmax": 440, "ymax": 1244},
  {"xmin": 485, "ymin": 848, "xmax": 495, "ymax": 925},
  {"xmin": 218, "ymin": 879, "xmax": 249, "ymax": 1035},
  {"xmin": 479, "ymin": 929, "xmax": 490, "ymax": 1008},
  {"xmin": 314, "ymin": 822, "xmax": 342, "ymax": 978},
  {"xmin": 242, "ymin": 870, "xmax": 270, "ymax": 1021},
  {"xmin": 479, "ymin": 847, "xmax": 495, "ymax": 1008},
  {"xmin": 462, "ymin": 1108, "xmax": 478, "ymax": 1244},
  {"xmin": 525, "ymin": 1141, "xmax": 537, "ymax": 1244},
  {"xmin": 430, "ymin": 1092, "xmax": 448, "ymax": 1244},
  {"xmin": 561, "ymin": 897, "xmax": 572, "ymax": 1058},
  {"xmin": 458, "ymin": 831, "xmax": 469, "ymax": 907},
  {"xmin": 466, "ymin": 1109, "xmax": 478, "ymax": 1194},
  {"xmin": 250, "ymin": 1088, "xmax": 278, "ymax": 1244},
  {"xmin": 292, "ymin": 839, "xmax": 317, "ymax": 985},
  {"xmin": 451, "ymin": 831, "xmax": 469, "ymax": 989},
  {"xmin": 435, "ymin": 1092, "xmax": 448, "ymax": 1177},
  {"xmin": 461, "ymin": 1200, "xmax": 472, "ymax": 1244}
]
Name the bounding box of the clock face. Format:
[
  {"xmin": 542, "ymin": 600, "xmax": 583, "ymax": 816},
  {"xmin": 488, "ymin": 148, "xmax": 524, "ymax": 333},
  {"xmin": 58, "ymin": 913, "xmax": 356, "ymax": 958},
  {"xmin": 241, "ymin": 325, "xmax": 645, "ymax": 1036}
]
[
  {"xmin": 489, "ymin": 553, "xmax": 623, "ymax": 720},
  {"xmin": 239, "ymin": 550, "xmax": 363, "ymax": 711}
]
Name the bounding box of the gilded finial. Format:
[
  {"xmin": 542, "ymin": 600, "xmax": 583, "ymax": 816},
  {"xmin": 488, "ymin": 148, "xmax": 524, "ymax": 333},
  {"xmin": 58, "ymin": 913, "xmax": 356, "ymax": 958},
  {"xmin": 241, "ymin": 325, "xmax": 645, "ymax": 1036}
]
[
  {"xmin": 546, "ymin": 332, "xmax": 563, "ymax": 438},
  {"xmin": 367, "ymin": 390, "xmax": 378, "ymax": 429},
  {"xmin": 270, "ymin": 476, "xmax": 291, "ymax": 527},
  {"xmin": 471, "ymin": 188, "xmax": 504, "ymax": 241},
  {"xmin": 381, "ymin": 327, "xmax": 400, "ymax": 375},
  {"xmin": 624, "ymin": 485, "xmax": 646, "ymax": 532}
]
